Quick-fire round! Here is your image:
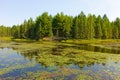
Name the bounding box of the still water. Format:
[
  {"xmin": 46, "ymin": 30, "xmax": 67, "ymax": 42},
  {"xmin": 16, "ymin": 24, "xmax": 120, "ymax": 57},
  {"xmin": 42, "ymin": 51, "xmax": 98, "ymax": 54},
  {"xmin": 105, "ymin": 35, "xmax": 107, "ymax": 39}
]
[
  {"xmin": 0, "ymin": 47, "xmax": 120, "ymax": 79},
  {"xmin": 60, "ymin": 43, "xmax": 120, "ymax": 54}
]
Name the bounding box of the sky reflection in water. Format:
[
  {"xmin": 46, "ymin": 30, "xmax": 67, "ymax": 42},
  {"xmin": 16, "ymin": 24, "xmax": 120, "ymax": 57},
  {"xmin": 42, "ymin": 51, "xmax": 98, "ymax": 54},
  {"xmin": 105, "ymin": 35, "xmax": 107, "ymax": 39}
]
[{"xmin": 0, "ymin": 48, "xmax": 120, "ymax": 79}]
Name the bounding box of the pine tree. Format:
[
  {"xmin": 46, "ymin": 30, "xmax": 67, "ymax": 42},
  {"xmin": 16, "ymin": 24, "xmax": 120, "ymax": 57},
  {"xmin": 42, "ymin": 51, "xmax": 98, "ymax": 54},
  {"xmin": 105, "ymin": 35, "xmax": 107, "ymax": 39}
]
[
  {"xmin": 87, "ymin": 14, "xmax": 95, "ymax": 39},
  {"xmin": 27, "ymin": 18, "xmax": 35, "ymax": 39},
  {"xmin": 111, "ymin": 22, "xmax": 119, "ymax": 39},
  {"xmin": 78, "ymin": 12, "xmax": 87, "ymax": 39},
  {"xmin": 72, "ymin": 16, "xmax": 79, "ymax": 39},
  {"xmin": 34, "ymin": 15, "xmax": 42, "ymax": 40},
  {"xmin": 40, "ymin": 12, "xmax": 53, "ymax": 38},
  {"xmin": 94, "ymin": 15, "xmax": 102, "ymax": 39},
  {"xmin": 102, "ymin": 14, "xmax": 110, "ymax": 39},
  {"xmin": 114, "ymin": 18, "xmax": 120, "ymax": 39}
]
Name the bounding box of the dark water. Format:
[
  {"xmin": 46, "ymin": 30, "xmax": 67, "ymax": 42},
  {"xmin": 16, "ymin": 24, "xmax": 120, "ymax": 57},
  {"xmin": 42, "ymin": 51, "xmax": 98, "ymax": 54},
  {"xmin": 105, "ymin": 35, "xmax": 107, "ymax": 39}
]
[
  {"xmin": 78, "ymin": 44, "xmax": 120, "ymax": 54},
  {"xmin": 0, "ymin": 47, "xmax": 120, "ymax": 79},
  {"xmin": 60, "ymin": 43, "xmax": 120, "ymax": 54}
]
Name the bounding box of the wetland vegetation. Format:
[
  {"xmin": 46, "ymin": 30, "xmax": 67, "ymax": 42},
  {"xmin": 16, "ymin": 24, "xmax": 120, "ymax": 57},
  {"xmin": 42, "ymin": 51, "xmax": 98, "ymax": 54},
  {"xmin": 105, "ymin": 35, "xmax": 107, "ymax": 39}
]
[{"xmin": 0, "ymin": 39, "xmax": 120, "ymax": 79}]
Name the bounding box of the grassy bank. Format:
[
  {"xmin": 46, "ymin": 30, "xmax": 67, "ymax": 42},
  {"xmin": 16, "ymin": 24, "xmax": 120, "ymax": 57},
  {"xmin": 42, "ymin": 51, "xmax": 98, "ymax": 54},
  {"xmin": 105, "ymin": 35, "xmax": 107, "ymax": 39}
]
[
  {"xmin": 1, "ymin": 37, "xmax": 120, "ymax": 44},
  {"xmin": 0, "ymin": 37, "xmax": 12, "ymax": 41},
  {"xmin": 62, "ymin": 39, "xmax": 120, "ymax": 44}
]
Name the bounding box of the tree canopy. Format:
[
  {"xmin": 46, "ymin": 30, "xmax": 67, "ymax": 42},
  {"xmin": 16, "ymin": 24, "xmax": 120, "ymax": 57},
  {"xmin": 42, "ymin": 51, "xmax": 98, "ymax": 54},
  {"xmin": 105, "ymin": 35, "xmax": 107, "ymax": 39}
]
[{"xmin": 0, "ymin": 12, "xmax": 120, "ymax": 40}]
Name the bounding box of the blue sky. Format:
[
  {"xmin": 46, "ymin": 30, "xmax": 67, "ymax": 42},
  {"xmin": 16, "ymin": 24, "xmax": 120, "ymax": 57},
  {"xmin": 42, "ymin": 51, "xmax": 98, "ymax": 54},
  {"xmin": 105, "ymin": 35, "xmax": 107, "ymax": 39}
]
[{"xmin": 0, "ymin": 0, "xmax": 120, "ymax": 26}]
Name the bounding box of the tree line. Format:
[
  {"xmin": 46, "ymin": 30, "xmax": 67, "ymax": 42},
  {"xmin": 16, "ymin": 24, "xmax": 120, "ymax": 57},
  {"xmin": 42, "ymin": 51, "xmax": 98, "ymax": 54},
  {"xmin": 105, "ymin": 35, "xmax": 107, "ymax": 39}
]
[
  {"xmin": 0, "ymin": 12, "xmax": 120, "ymax": 40},
  {"xmin": 0, "ymin": 25, "xmax": 11, "ymax": 37}
]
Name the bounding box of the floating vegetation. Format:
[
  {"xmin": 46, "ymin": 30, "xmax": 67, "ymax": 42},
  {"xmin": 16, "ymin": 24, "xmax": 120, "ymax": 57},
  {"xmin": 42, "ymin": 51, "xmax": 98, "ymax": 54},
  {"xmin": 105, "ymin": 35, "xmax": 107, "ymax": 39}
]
[{"xmin": 0, "ymin": 41, "xmax": 120, "ymax": 79}]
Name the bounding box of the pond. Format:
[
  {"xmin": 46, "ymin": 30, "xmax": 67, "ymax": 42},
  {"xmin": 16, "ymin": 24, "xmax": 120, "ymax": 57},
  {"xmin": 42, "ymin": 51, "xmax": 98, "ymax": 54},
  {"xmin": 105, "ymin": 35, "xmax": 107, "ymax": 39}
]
[
  {"xmin": 67, "ymin": 43, "xmax": 120, "ymax": 54},
  {"xmin": 0, "ymin": 45, "xmax": 120, "ymax": 79}
]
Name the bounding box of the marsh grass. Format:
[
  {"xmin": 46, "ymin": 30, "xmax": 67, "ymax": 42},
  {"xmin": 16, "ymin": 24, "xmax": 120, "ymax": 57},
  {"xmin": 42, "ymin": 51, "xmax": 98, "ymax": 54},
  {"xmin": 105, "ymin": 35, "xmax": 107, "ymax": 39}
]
[
  {"xmin": 0, "ymin": 37, "xmax": 12, "ymax": 41},
  {"xmin": 64, "ymin": 39, "xmax": 120, "ymax": 44}
]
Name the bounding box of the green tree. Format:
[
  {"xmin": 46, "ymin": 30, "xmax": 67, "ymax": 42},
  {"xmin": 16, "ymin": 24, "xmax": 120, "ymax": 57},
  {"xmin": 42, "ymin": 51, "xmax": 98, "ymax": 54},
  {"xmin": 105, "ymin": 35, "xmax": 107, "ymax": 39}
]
[
  {"xmin": 72, "ymin": 16, "xmax": 79, "ymax": 39},
  {"xmin": 78, "ymin": 12, "xmax": 87, "ymax": 39},
  {"xmin": 94, "ymin": 15, "xmax": 102, "ymax": 39},
  {"xmin": 52, "ymin": 13, "xmax": 64, "ymax": 38},
  {"xmin": 111, "ymin": 22, "xmax": 119, "ymax": 39},
  {"xmin": 20, "ymin": 20, "xmax": 28, "ymax": 39},
  {"xmin": 102, "ymin": 15, "xmax": 110, "ymax": 39},
  {"xmin": 52, "ymin": 12, "xmax": 72, "ymax": 40},
  {"xmin": 86, "ymin": 14, "xmax": 95, "ymax": 39},
  {"xmin": 27, "ymin": 18, "xmax": 35, "ymax": 39},
  {"xmin": 40, "ymin": 12, "xmax": 53, "ymax": 38},
  {"xmin": 11, "ymin": 25, "xmax": 20, "ymax": 38},
  {"xmin": 1, "ymin": 12, "xmax": 120, "ymax": 40},
  {"xmin": 34, "ymin": 12, "xmax": 53, "ymax": 41},
  {"xmin": 114, "ymin": 18, "xmax": 120, "ymax": 38},
  {"xmin": 62, "ymin": 15, "xmax": 72, "ymax": 39},
  {"xmin": 34, "ymin": 15, "xmax": 42, "ymax": 40}
]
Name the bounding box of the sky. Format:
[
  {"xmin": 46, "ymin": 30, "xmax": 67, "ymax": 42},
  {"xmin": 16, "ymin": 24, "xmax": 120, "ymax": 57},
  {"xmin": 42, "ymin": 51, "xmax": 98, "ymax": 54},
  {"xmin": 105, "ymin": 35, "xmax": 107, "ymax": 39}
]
[{"xmin": 0, "ymin": 0, "xmax": 120, "ymax": 26}]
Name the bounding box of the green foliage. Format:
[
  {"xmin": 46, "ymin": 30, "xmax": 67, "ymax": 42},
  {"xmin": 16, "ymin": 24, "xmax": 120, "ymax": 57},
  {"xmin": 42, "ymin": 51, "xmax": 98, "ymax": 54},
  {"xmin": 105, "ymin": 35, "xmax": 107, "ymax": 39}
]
[
  {"xmin": 52, "ymin": 12, "xmax": 72, "ymax": 40},
  {"xmin": 102, "ymin": 14, "xmax": 111, "ymax": 39},
  {"xmin": 0, "ymin": 25, "xmax": 11, "ymax": 37},
  {"xmin": 94, "ymin": 15, "xmax": 102, "ymax": 39},
  {"xmin": 11, "ymin": 25, "xmax": 20, "ymax": 38},
  {"xmin": 86, "ymin": 14, "xmax": 95, "ymax": 39},
  {"xmin": 21, "ymin": 20, "xmax": 28, "ymax": 38},
  {"xmin": 114, "ymin": 18, "xmax": 120, "ymax": 38},
  {"xmin": 78, "ymin": 12, "xmax": 87, "ymax": 39},
  {"xmin": 72, "ymin": 16, "xmax": 79, "ymax": 39},
  {"xmin": 34, "ymin": 12, "xmax": 53, "ymax": 40},
  {"xmin": 1, "ymin": 12, "xmax": 120, "ymax": 40},
  {"xmin": 27, "ymin": 18, "xmax": 35, "ymax": 39},
  {"xmin": 111, "ymin": 22, "xmax": 119, "ymax": 39}
]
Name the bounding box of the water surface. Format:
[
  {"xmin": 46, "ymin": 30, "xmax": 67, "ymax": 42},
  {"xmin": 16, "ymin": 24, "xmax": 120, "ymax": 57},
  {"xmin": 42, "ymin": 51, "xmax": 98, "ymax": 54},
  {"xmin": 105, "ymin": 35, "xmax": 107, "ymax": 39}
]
[{"xmin": 0, "ymin": 47, "xmax": 120, "ymax": 79}]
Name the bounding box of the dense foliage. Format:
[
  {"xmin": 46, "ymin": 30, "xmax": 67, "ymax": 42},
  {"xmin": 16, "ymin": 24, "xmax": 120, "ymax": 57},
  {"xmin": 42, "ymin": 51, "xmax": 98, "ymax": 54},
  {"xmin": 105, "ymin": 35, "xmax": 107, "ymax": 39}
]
[
  {"xmin": 0, "ymin": 12, "xmax": 120, "ymax": 40},
  {"xmin": 0, "ymin": 25, "xmax": 11, "ymax": 37}
]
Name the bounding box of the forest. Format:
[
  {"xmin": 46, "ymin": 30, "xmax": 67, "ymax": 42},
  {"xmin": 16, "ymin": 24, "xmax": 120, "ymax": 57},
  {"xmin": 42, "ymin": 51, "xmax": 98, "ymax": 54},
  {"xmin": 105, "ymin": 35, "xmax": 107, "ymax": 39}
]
[
  {"xmin": 0, "ymin": 12, "xmax": 120, "ymax": 40},
  {"xmin": 1, "ymin": 12, "xmax": 120, "ymax": 79}
]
